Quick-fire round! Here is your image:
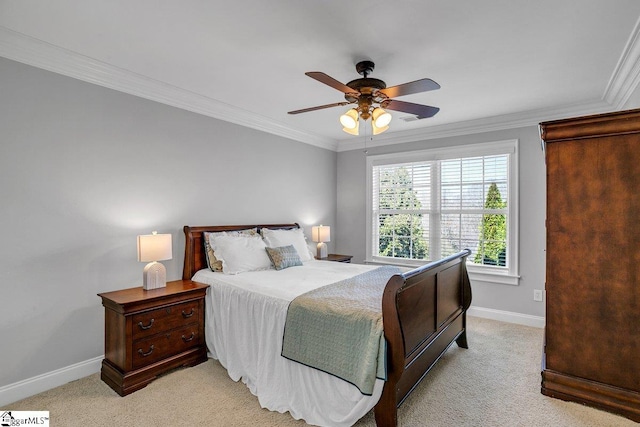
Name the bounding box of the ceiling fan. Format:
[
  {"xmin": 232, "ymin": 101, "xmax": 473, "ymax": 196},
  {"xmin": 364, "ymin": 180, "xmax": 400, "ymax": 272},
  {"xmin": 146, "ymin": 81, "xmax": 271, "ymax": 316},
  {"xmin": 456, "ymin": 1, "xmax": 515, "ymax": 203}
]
[{"xmin": 288, "ymin": 60, "xmax": 440, "ymax": 135}]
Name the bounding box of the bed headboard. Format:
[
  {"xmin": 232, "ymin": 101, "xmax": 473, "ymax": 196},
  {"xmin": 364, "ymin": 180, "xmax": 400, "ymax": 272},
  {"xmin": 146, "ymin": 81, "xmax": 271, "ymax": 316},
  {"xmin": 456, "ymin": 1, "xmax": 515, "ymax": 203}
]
[{"xmin": 182, "ymin": 223, "xmax": 300, "ymax": 280}]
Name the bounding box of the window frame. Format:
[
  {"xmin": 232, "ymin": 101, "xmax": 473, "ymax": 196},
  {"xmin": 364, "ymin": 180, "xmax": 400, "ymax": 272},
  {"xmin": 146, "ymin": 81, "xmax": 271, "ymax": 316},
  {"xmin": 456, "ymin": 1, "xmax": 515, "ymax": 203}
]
[{"xmin": 366, "ymin": 139, "xmax": 520, "ymax": 286}]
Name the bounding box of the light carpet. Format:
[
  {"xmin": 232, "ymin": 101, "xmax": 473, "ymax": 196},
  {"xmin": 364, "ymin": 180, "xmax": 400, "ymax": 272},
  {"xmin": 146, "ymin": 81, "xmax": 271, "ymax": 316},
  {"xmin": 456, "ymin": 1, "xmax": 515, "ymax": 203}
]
[{"xmin": 2, "ymin": 317, "xmax": 636, "ymax": 426}]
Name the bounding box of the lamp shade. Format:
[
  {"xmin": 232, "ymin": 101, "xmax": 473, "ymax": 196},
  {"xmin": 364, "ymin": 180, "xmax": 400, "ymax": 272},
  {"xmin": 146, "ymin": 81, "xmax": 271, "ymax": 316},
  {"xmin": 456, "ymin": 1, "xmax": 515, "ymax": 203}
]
[
  {"xmin": 311, "ymin": 225, "xmax": 331, "ymax": 243},
  {"xmin": 372, "ymin": 107, "xmax": 392, "ymax": 128},
  {"xmin": 137, "ymin": 232, "xmax": 172, "ymax": 262},
  {"xmin": 372, "ymin": 122, "xmax": 389, "ymax": 135},
  {"xmin": 339, "ymin": 108, "xmax": 359, "ymax": 129},
  {"xmin": 342, "ymin": 123, "xmax": 360, "ymax": 135},
  {"xmin": 342, "ymin": 121, "xmax": 359, "ymax": 135}
]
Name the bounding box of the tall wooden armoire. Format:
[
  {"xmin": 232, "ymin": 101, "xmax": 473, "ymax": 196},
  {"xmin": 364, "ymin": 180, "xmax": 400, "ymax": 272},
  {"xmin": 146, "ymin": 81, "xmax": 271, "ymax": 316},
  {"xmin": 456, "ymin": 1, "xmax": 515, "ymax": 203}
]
[{"xmin": 540, "ymin": 109, "xmax": 640, "ymax": 422}]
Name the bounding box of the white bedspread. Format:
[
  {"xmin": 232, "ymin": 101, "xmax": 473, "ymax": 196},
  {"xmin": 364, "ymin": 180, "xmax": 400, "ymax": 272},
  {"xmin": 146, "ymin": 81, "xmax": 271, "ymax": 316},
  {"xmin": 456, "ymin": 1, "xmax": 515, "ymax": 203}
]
[{"xmin": 192, "ymin": 260, "xmax": 385, "ymax": 427}]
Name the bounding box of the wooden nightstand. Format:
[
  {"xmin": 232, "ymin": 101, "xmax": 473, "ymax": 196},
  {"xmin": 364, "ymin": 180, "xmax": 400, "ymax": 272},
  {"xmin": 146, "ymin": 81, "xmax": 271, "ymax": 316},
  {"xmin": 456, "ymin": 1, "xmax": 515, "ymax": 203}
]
[
  {"xmin": 317, "ymin": 254, "xmax": 353, "ymax": 263},
  {"xmin": 98, "ymin": 279, "xmax": 209, "ymax": 396}
]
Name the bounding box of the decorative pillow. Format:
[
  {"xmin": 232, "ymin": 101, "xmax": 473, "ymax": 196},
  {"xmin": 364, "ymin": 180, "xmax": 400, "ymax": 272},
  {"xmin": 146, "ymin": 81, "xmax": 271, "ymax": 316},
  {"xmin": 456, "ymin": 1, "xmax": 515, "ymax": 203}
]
[
  {"xmin": 203, "ymin": 228, "xmax": 257, "ymax": 271},
  {"xmin": 261, "ymin": 227, "xmax": 314, "ymax": 262},
  {"xmin": 209, "ymin": 233, "xmax": 272, "ymax": 275},
  {"xmin": 265, "ymin": 245, "xmax": 303, "ymax": 271}
]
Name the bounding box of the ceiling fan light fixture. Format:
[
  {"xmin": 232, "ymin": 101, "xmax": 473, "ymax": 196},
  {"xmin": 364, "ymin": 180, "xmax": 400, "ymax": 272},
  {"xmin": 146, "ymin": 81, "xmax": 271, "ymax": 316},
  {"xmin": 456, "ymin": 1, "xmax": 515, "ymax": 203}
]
[
  {"xmin": 289, "ymin": 61, "xmax": 439, "ymax": 137},
  {"xmin": 339, "ymin": 108, "xmax": 359, "ymax": 129},
  {"xmin": 372, "ymin": 107, "xmax": 392, "ymax": 128}
]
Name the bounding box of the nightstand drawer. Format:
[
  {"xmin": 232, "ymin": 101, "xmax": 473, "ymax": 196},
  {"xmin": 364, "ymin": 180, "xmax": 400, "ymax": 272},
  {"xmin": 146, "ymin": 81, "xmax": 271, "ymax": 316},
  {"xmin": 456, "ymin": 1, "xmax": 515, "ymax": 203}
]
[
  {"xmin": 132, "ymin": 324, "xmax": 202, "ymax": 369},
  {"xmin": 132, "ymin": 300, "xmax": 200, "ymax": 340}
]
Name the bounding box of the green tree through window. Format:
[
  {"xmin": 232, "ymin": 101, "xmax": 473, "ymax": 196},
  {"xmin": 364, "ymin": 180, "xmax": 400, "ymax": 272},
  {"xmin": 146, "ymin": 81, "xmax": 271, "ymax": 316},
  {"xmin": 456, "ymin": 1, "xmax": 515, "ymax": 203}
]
[
  {"xmin": 475, "ymin": 182, "xmax": 507, "ymax": 266},
  {"xmin": 378, "ymin": 167, "xmax": 429, "ymax": 259}
]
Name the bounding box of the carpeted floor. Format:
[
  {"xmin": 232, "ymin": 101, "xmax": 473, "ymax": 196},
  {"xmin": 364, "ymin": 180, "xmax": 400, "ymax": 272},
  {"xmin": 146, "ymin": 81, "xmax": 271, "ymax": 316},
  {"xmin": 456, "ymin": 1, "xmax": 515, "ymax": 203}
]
[{"xmin": 2, "ymin": 317, "xmax": 636, "ymax": 426}]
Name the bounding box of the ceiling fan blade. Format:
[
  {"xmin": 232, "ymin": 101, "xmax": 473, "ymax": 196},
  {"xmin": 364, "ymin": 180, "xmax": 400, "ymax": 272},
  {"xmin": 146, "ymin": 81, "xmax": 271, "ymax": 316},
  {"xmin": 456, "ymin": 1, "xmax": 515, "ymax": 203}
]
[
  {"xmin": 288, "ymin": 101, "xmax": 351, "ymax": 115},
  {"xmin": 380, "ymin": 78, "xmax": 440, "ymax": 98},
  {"xmin": 385, "ymin": 100, "xmax": 440, "ymax": 118},
  {"xmin": 305, "ymin": 72, "xmax": 359, "ymax": 95}
]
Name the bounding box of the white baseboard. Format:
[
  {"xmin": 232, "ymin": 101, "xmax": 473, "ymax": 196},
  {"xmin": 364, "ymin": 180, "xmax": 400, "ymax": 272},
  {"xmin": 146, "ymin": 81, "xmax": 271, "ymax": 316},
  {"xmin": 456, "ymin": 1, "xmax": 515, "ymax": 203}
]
[
  {"xmin": 0, "ymin": 356, "xmax": 103, "ymax": 407},
  {"xmin": 468, "ymin": 306, "xmax": 545, "ymax": 328}
]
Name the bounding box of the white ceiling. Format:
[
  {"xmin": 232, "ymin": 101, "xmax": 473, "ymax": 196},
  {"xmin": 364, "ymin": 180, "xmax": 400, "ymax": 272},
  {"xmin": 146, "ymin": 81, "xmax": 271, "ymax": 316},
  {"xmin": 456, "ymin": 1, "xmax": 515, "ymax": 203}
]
[{"xmin": 2, "ymin": 0, "xmax": 640, "ymax": 151}]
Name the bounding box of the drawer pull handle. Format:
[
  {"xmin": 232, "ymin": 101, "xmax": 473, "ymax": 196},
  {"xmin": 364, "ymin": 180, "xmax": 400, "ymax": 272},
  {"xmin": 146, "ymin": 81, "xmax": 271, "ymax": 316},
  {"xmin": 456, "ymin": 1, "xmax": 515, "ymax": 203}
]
[
  {"xmin": 182, "ymin": 332, "xmax": 195, "ymax": 342},
  {"xmin": 138, "ymin": 345, "xmax": 154, "ymax": 357},
  {"xmin": 182, "ymin": 308, "xmax": 195, "ymax": 318},
  {"xmin": 138, "ymin": 319, "xmax": 154, "ymax": 330}
]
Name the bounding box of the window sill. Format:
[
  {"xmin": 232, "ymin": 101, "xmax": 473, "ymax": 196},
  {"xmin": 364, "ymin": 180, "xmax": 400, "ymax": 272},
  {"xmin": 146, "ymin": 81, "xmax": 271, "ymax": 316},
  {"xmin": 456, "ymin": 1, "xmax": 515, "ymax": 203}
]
[
  {"xmin": 365, "ymin": 258, "xmax": 520, "ymax": 286},
  {"xmin": 467, "ymin": 269, "xmax": 520, "ymax": 286}
]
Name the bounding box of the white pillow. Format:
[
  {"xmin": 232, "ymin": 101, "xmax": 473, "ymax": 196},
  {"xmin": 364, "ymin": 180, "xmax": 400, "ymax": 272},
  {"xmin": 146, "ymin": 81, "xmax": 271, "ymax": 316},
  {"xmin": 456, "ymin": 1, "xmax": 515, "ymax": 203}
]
[
  {"xmin": 261, "ymin": 227, "xmax": 314, "ymax": 262},
  {"xmin": 209, "ymin": 234, "xmax": 272, "ymax": 274},
  {"xmin": 205, "ymin": 228, "xmax": 257, "ymax": 271}
]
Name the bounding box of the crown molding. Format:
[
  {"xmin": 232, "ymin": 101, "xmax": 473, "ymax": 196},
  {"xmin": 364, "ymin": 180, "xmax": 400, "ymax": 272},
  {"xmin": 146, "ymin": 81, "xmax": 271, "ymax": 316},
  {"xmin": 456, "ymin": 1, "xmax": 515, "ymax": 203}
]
[
  {"xmin": 604, "ymin": 15, "xmax": 640, "ymax": 108},
  {"xmin": 0, "ymin": 26, "xmax": 338, "ymax": 152}
]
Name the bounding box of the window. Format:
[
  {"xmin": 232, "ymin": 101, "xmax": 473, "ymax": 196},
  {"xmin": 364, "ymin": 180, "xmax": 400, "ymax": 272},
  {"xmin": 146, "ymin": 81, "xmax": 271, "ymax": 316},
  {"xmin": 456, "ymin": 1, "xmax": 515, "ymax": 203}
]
[{"xmin": 366, "ymin": 140, "xmax": 519, "ymax": 285}]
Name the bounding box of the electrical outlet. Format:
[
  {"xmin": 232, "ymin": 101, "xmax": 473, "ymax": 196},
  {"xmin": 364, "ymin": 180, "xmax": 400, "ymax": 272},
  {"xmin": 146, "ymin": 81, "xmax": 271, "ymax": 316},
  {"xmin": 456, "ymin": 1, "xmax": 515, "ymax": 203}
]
[{"xmin": 533, "ymin": 289, "xmax": 543, "ymax": 302}]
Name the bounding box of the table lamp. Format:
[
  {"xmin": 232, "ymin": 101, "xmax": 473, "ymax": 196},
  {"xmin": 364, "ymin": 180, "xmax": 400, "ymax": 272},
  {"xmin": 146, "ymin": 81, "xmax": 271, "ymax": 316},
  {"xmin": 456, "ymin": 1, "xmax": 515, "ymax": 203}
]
[
  {"xmin": 137, "ymin": 231, "xmax": 172, "ymax": 290},
  {"xmin": 311, "ymin": 225, "xmax": 330, "ymax": 259}
]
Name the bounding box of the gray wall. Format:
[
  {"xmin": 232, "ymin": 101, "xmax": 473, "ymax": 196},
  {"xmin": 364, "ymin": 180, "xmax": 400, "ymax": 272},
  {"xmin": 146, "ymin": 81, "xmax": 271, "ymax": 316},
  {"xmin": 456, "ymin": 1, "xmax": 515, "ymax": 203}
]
[
  {"xmin": 0, "ymin": 57, "xmax": 337, "ymax": 387},
  {"xmin": 335, "ymin": 126, "xmax": 547, "ymax": 318}
]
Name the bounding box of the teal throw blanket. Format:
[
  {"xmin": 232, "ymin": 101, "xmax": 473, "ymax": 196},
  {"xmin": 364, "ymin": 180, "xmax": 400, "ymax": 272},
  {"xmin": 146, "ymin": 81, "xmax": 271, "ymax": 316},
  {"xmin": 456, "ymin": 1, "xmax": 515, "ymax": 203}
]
[{"xmin": 281, "ymin": 266, "xmax": 402, "ymax": 395}]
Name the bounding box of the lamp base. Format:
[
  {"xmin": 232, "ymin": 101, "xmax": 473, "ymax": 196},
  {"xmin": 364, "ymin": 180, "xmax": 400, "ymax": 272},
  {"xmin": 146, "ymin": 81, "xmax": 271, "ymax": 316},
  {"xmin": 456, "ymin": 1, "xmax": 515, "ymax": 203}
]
[
  {"xmin": 316, "ymin": 242, "xmax": 328, "ymax": 259},
  {"xmin": 143, "ymin": 261, "xmax": 166, "ymax": 290}
]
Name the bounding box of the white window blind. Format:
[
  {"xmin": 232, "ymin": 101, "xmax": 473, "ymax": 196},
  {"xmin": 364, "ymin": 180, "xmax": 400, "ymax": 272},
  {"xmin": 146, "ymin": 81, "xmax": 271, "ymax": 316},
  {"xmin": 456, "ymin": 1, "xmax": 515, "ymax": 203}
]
[{"xmin": 367, "ymin": 140, "xmax": 519, "ymax": 284}]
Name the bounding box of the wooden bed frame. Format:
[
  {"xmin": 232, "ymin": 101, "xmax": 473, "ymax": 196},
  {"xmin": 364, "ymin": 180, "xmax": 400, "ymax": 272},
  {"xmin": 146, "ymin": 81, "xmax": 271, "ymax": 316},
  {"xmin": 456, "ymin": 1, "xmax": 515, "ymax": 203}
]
[{"xmin": 182, "ymin": 223, "xmax": 472, "ymax": 427}]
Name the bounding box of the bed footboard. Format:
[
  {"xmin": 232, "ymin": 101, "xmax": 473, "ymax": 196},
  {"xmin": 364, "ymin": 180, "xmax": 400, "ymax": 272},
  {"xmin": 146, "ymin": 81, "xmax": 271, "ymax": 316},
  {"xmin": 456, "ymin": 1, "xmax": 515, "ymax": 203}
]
[{"xmin": 375, "ymin": 250, "xmax": 472, "ymax": 427}]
